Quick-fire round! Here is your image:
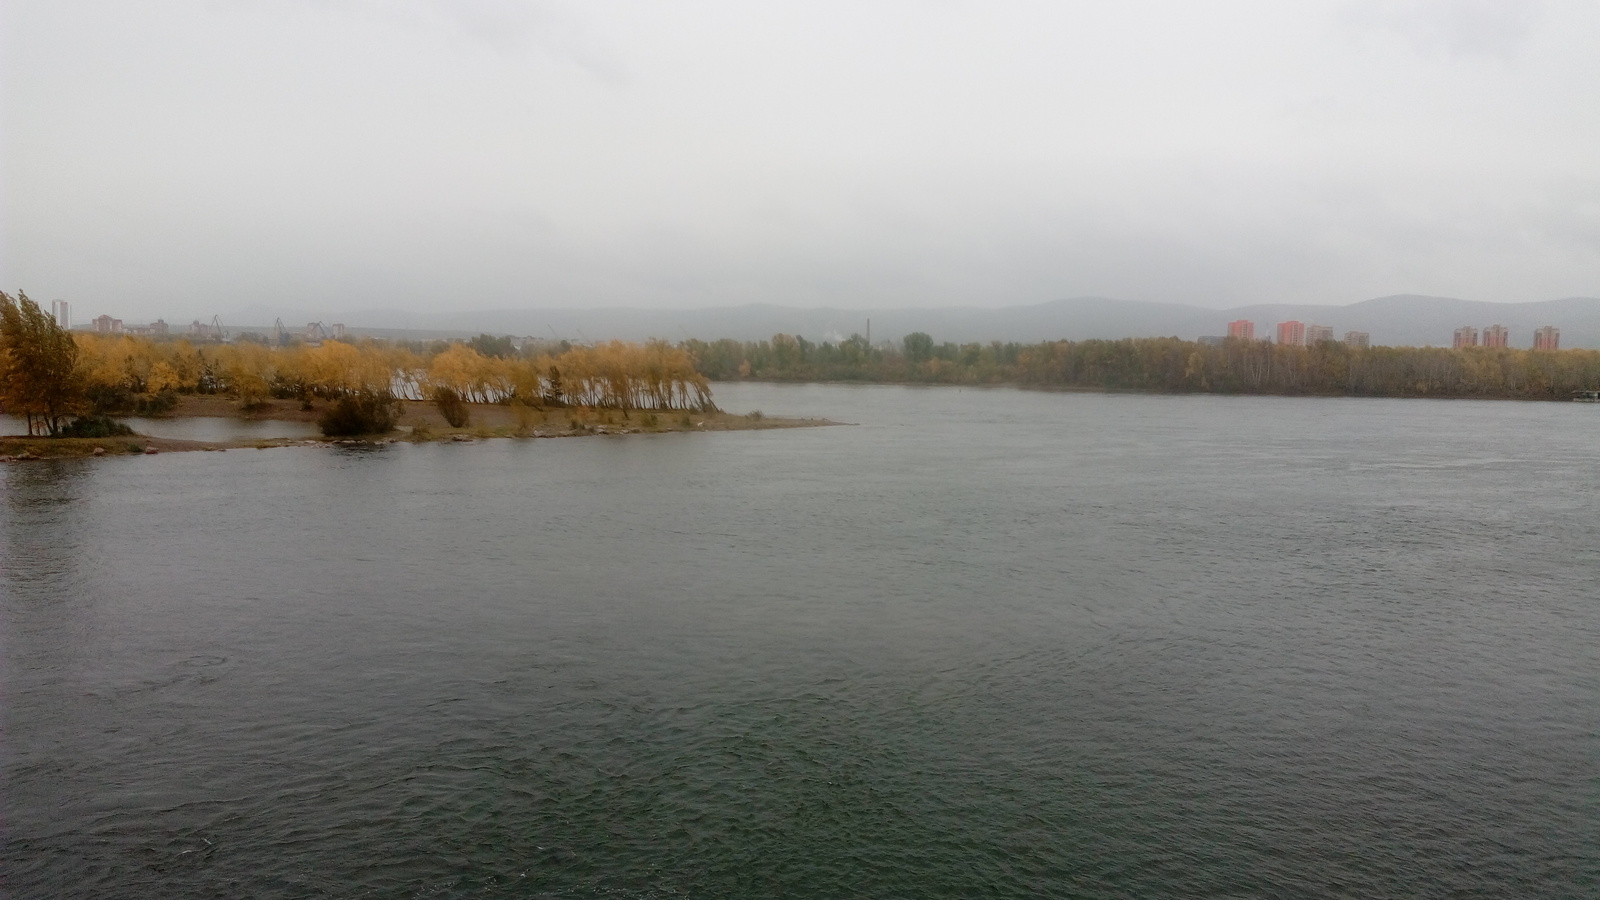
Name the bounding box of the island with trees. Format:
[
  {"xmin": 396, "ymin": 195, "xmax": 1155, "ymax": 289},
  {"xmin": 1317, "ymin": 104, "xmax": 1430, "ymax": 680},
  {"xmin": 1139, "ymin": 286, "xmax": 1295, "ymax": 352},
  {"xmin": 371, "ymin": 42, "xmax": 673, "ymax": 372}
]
[{"xmin": 0, "ymin": 291, "xmax": 831, "ymax": 459}]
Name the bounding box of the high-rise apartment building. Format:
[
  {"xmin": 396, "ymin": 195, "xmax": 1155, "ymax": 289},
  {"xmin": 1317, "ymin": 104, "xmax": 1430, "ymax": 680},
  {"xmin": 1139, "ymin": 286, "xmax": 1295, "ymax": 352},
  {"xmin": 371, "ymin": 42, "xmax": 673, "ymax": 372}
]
[
  {"xmin": 1304, "ymin": 324, "xmax": 1334, "ymax": 345},
  {"xmin": 1344, "ymin": 331, "xmax": 1370, "ymax": 349},
  {"xmin": 1533, "ymin": 326, "xmax": 1560, "ymax": 351},
  {"xmin": 1482, "ymin": 325, "xmax": 1509, "ymax": 348},
  {"xmin": 1276, "ymin": 321, "xmax": 1305, "ymax": 346},
  {"xmin": 50, "ymin": 300, "xmax": 71, "ymax": 329},
  {"xmin": 1227, "ymin": 320, "xmax": 1255, "ymax": 340},
  {"xmin": 1453, "ymin": 326, "xmax": 1478, "ymax": 348}
]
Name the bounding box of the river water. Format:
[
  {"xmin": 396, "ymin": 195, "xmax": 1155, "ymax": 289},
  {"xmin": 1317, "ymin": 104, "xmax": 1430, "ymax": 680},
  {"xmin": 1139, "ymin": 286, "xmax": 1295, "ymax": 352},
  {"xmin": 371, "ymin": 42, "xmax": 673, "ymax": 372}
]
[{"xmin": 4, "ymin": 384, "xmax": 1597, "ymax": 898}]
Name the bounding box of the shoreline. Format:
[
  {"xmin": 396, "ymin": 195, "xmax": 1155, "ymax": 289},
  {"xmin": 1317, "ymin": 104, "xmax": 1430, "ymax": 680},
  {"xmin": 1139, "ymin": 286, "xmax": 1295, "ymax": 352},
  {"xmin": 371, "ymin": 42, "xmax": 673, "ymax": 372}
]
[
  {"xmin": 1, "ymin": 395, "xmax": 840, "ymax": 460},
  {"xmin": 715, "ymin": 377, "xmax": 1597, "ymax": 402}
]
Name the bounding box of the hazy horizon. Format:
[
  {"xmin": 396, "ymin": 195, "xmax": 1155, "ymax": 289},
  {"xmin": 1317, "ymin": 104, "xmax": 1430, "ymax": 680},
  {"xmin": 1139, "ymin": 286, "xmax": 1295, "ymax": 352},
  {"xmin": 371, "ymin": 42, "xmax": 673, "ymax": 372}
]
[{"xmin": 4, "ymin": 1, "xmax": 1599, "ymax": 322}]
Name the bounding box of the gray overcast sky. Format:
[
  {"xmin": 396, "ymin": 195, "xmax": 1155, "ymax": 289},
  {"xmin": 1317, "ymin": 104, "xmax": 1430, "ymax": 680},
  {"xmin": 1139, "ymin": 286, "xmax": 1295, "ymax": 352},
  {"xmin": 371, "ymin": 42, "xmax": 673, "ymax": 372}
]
[{"xmin": 3, "ymin": 0, "xmax": 1598, "ymax": 321}]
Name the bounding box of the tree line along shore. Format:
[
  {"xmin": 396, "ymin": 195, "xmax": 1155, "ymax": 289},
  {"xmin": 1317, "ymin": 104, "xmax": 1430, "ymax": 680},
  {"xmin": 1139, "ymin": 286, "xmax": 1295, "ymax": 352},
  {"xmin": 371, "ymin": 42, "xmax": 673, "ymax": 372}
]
[
  {"xmin": 3, "ymin": 292, "xmax": 834, "ymax": 454},
  {"xmin": 7, "ymin": 289, "xmax": 1600, "ymax": 446},
  {"xmin": 687, "ymin": 332, "xmax": 1600, "ymax": 399}
]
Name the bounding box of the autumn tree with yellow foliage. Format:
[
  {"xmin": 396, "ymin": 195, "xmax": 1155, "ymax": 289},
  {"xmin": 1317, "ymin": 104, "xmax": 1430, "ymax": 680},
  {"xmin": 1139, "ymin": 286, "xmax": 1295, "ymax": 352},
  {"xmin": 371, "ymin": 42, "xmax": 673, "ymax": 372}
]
[
  {"xmin": 1, "ymin": 291, "xmax": 84, "ymax": 435},
  {"xmin": 41, "ymin": 329, "xmax": 715, "ymax": 421}
]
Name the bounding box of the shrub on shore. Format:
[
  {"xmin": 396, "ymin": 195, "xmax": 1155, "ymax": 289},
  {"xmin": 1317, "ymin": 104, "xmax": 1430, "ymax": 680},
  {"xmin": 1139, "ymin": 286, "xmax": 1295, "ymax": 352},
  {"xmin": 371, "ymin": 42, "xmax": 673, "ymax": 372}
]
[
  {"xmin": 133, "ymin": 390, "xmax": 178, "ymax": 416},
  {"xmin": 431, "ymin": 385, "xmax": 470, "ymax": 427},
  {"xmin": 318, "ymin": 390, "xmax": 400, "ymax": 436},
  {"xmin": 57, "ymin": 415, "xmax": 135, "ymax": 438}
]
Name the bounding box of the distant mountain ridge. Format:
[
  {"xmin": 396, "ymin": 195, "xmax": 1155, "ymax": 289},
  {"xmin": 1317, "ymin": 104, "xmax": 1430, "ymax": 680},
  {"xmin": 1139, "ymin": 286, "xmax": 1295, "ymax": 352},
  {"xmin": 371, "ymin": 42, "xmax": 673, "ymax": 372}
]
[{"xmin": 229, "ymin": 295, "xmax": 1600, "ymax": 350}]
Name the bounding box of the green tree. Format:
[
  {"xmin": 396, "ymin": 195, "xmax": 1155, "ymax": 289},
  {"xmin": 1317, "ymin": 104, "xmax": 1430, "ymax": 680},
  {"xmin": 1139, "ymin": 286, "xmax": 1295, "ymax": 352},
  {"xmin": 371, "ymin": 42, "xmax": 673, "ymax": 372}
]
[
  {"xmin": 902, "ymin": 331, "xmax": 934, "ymax": 363},
  {"xmin": 468, "ymin": 333, "xmax": 516, "ymax": 359},
  {"xmin": 0, "ymin": 290, "xmax": 83, "ymax": 435}
]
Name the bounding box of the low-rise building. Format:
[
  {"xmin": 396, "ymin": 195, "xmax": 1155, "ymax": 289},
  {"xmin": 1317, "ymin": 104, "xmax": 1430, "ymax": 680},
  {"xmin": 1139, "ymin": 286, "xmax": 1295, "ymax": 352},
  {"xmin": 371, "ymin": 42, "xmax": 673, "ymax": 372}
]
[
  {"xmin": 92, "ymin": 314, "xmax": 123, "ymax": 334},
  {"xmin": 123, "ymin": 319, "xmax": 169, "ymax": 337},
  {"xmin": 1344, "ymin": 331, "xmax": 1370, "ymax": 349}
]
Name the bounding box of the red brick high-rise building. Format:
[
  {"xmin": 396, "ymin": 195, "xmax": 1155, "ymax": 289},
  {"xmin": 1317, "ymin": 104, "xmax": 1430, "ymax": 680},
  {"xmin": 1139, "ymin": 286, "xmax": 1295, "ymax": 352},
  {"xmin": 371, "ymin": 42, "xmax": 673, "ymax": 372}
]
[
  {"xmin": 1227, "ymin": 320, "xmax": 1255, "ymax": 340},
  {"xmin": 1482, "ymin": 325, "xmax": 1509, "ymax": 348},
  {"xmin": 1276, "ymin": 321, "xmax": 1305, "ymax": 346},
  {"xmin": 1453, "ymin": 326, "xmax": 1478, "ymax": 348},
  {"xmin": 1533, "ymin": 326, "xmax": 1560, "ymax": 351}
]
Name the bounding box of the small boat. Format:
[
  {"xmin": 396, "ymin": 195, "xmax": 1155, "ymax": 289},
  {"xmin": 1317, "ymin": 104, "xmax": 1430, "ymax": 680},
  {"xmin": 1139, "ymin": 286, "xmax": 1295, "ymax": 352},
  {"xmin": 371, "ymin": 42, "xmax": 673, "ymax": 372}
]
[{"xmin": 1573, "ymin": 391, "xmax": 1600, "ymax": 402}]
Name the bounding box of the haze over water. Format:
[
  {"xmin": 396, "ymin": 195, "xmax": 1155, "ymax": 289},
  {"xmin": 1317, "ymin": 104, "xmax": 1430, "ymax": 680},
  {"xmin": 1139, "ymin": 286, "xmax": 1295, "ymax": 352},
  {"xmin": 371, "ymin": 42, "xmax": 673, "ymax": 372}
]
[{"xmin": 4, "ymin": 384, "xmax": 1598, "ymax": 897}]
